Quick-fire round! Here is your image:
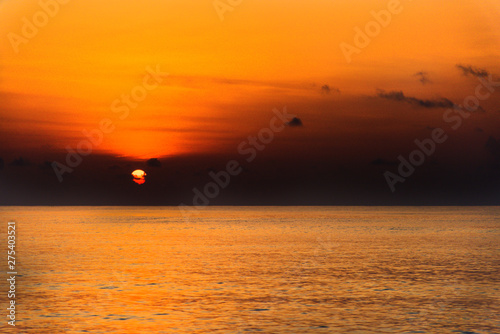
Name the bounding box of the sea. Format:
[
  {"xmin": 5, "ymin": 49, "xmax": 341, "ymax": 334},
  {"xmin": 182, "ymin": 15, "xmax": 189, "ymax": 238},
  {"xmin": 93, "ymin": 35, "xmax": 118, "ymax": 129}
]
[{"xmin": 0, "ymin": 206, "xmax": 498, "ymax": 333}]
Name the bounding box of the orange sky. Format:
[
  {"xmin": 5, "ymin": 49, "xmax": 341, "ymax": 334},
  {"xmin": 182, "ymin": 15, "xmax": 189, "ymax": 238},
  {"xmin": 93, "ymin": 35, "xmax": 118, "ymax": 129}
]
[{"xmin": 0, "ymin": 0, "xmax": 499, "ymax": 159}]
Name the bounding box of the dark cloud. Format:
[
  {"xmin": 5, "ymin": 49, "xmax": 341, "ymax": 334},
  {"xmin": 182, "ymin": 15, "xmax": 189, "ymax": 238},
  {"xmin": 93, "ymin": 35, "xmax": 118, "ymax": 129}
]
[
  {"xmin": 147, "ymin": 158, "xmax": 162, "ymax": 167},
  {"xmin": 456, "ymin": 64, "xmax": 489, "ymax": 78},
  {"xmin": 321, "ymin": 85, "xmax": 340, "ymax": 94},
  {"xmin": 377, "ymin": 89, "xmax": 455, "ymax": 109},
  {"xmin": 414, "ymin": 71, "xmax": 431, "ymax": 84},
  {"xmin": 9, "ymin": 157, "xmax": 30, "ymax": 167},
  {"xmin": 475, "ymin": 127, "xmax": 484, "ymax": 133},
  {"xmin": 286, "ymin": 117, "xmax": 303, "ymax": 127}
]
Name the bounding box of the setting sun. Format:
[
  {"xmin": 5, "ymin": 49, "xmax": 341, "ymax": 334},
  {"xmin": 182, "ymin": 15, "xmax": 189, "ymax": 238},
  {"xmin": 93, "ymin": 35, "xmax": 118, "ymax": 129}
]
[{"xmin": 131, "ymin": 169, "xmax": 146, "ymax": 185}]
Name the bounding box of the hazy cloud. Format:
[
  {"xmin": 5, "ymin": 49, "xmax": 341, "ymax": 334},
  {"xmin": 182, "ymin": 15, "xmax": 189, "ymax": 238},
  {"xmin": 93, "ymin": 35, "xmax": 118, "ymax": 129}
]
[
  {"xmin": 414, "ymin": 71, "xmax": 431, "ymax": 84},
  {"xmin": 472, "ymin": 105, "xmax": 487, "ymax": 113},
  {"xmin": 377, "ymin": 89, "xmax": 455, "ymax": 109},
  {"xmin": 456, "ymin": 64, "xmax": 489, "ymax": 78},
  {"xmin": 163, "ymin": 75, "xmax": 315, "ymax": 93},
  {"xmin": 321, "ymin": 84, "xmax": 340, "ymax": 94}
]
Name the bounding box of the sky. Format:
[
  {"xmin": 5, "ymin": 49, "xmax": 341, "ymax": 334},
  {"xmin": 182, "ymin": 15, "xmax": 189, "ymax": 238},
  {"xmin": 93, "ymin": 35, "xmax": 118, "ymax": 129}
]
[{"xmin": 0, "ymin": 0, "xmax": 499, "ymax": 205}]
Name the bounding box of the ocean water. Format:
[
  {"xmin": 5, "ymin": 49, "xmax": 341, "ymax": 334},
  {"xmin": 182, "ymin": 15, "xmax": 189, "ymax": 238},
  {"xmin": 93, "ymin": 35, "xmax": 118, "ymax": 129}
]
[{"xmin": 0, "ymin": 206, "xmax": 499, "ymax": 333}]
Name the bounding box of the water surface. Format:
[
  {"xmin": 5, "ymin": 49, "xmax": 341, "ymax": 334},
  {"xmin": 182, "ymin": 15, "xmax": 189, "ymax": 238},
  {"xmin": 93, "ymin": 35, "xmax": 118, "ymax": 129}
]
[{"xmin": 0, "ymin": 206, "xmax": 498, "ymax": 333}]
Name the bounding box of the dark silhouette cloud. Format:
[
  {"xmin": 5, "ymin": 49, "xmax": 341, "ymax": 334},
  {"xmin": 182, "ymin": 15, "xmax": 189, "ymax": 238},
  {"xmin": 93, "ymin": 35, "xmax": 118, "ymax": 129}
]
[
  {"xmin": 475, "ymin": 127, "xmax": 484, "ymax": 133},
  {"xmin": 286, "ymin": 117, "xmax": 303, "ymax": 127},
  {"xmin": 377, "ymin": 89, "xmax": 455, "ymax": 109},
  {"xmin": 414, "ymin": 71, "xmax": 431, "ymax": 84},
  {"xmin": 321, "ymin": 85, "xmax": 340, "ymax": 94},
  {"xmin": 9, "ymin": 157, "xmax": 30, "ymax": 167},
  {"xmin": 456, "ymin": 64, "xmax": 489, "ymax": 78},
  {"xmin": 147, "ymin": 158, "xmax": 162, "ymax": 167}
]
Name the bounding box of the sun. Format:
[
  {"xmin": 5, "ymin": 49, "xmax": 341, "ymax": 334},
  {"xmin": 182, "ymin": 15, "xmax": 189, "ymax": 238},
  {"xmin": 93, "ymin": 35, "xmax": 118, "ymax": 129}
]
[{"xmin": 131, "ymin": 169, "xmax": 146, "ymax": 185}]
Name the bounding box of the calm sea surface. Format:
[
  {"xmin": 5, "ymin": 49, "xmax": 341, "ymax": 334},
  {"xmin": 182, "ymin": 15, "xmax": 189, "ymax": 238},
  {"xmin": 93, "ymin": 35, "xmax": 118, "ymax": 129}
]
[{"xmin": 0, "ymin": 206, "xmax": 499, "ymax": 333}]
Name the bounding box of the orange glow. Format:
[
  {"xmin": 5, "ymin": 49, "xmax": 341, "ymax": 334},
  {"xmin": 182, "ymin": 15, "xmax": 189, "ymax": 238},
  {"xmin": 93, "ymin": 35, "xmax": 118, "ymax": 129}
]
[{"xmin": 0, "ymin": 0, "xmax": 499, "ymax": 159}]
